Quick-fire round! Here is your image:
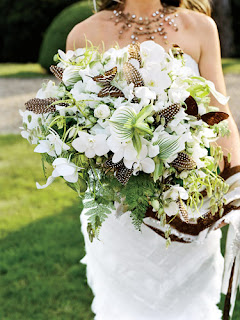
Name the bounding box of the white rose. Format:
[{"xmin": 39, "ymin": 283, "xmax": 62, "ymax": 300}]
[{"xmin": 94, "ymin": 104, "xmax": 111, "ymax": 119}]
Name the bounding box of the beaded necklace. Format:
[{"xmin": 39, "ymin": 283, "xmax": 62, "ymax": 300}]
[{"xmin": 110, "ymin": 5, "xmax": 179, "ymax": 44}]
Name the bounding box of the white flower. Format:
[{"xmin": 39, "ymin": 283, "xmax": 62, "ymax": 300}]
[
  {"xmin": 134, "ymin": 87, "xmax": 156, "ymax": 107},
  {"xmin": 107, "ymin": 135, "xmax": 137, "ymax": 164},
  {"xmin": 34, "ymin": 132, "xmax": 70, "ymax": 157},
  {"xmin": 102, "ymin": 47, "xmax": 128, "ymax": 70},
  {"xmin": 141, "ymin": 65, "xmax": 171, "ymax": 95},
  {"xmin": 36, "ymin": 80, "xmax": 61, "ymax": 99},
  {"xmin": 36, "ymin": 158, "xmax": 82, "ymax": 189},
  {"xmin": 94, "ymin": 104, "xmax": 111, "ymax": 119},
  {"xmin": 168, "ymin": 79, "xmax": 190, "ymax": 104},
  {"xmin": 57, "ymin": 48, "xmax": 86, "ymax": 68},
  {"xmin": 122, "ymin": 82, "xmax": 135, "ymax": 102},
  {"xmin": 72, "ymin": 131, "xmax": 110, "ymax": 158},
  {"xmin": 140, "ymin": 40, "xmax": 167, "ymax": 65},
  {"xmin": 163, "ymin": 201, "xmax": 179, "ymax": 217},
  {"xmin": 190, "ymin": 143, "xmax": 208, "ymax": 169},
  {"xmin": 163, "ymin": 185, "xmax": 189, "ymax": 201},
  {"xmin": 124, "ymin": 144, "xmax": 155, "ymax": 174}
]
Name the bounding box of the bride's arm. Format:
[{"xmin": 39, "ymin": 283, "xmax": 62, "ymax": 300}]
[
  {"xmin": 198, "ymin": 16, "xmax": 240, "ymax": 171},
  {"xmin": 198, "ymin": 16, "xmax": 240, "ymax": 229}
]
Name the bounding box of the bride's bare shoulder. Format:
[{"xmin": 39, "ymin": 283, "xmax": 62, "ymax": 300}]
[
  {"xmin": 178, "ymin": 8, "xmax": 218, "ymax": 35},
  {"xmin": 66, "ymin": 10, "xmax": 112, "ymax": 50}
]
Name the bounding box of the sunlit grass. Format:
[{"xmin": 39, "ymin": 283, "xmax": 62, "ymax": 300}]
[
  {"xmin": 222, "ymin": 58, "xmax": 240, "ymax": 74},
  {"xmin": 0, "ymin": 134, "xmax": 239, "ymax": 319},
  {"xmin": 0, "ymin": 63, "xmax": 47, "ymax": 78}
]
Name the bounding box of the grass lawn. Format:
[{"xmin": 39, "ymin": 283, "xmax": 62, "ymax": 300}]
[
  {"xmin": 0, "ymin": 59, "xmax": 240, "ymax": 79},
  {"xmin": 222, "ymin": 58, "xmax": 240, "ymax": 74},
  {"xmin": 0, "ymin": 134, "xmax": 239, "ymax": 319},
  {"xmin": 0, "ymin": 64, "xmax": 47, "ymax": 78}
]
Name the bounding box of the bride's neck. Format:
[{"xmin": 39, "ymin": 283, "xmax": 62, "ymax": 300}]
[{"xmin": 123, "ymin": 0, "xmax": 163, "ymax": 17}]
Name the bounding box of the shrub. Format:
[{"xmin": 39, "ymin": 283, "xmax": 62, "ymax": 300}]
[
  {"xmin": 0, "ymin": 0, "xmax": 81, "ymax": 63},
  {"xmin": 38, "ymin": 1, "xmax": 93, "ymax": 70}
]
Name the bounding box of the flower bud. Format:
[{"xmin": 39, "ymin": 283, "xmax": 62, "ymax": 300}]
[{"xmin": 151, "ymin": 199, "xmax": 160, "ymax": 211}]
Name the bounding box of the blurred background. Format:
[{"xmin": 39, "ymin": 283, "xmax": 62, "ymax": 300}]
[{"xmin": 0, "ymin": 0, "xmax": 239, "ymax": 319}]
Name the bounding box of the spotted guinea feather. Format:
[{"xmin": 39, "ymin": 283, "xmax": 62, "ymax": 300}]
[
  {"xmin": 171, "ymin": 152, "xmax": 197, "ymax": 170},
  {"xmin": 50, "ymin": 65, "xmax": 64, "ymax": 81},
  {"xmin": 123, "ymin": 62, "xmax": 144, "ymax": 87},
  {"xmin": 25, "ymin": 98, "xmax": 57, "ymax": 114}
]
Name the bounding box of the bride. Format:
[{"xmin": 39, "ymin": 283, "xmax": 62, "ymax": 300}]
[{"xmin": 66, "ymin": 1, "xmax": 240, "ymax": 319}]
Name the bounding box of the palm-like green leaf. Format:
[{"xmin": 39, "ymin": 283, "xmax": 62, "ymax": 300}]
[
  {"xmin": 109, "ymin": 105, "xmax": 153, "ymax": 152},
  {"xmin": 154, "ymin": 135, "xmax": 182, "ymax": 161}
]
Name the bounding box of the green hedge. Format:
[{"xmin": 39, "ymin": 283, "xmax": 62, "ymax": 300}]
[
  {"xmin": 232, "ymin": 0, "xmax": 240, "ymax": 57},
  {"xmin": 0, "ymin": 0, "xmax": 81, "ymax": 63},
  {"xmin": 38, "ymin": 1, "xmax": 93, "ymax": 70}
]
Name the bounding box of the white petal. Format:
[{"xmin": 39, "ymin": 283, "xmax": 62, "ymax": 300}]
[
  {"xmin": 107, "ymin": 135, "xmax": 121, "ymax": 153},
  {"xmin": 164, "ymin": 201, "xmax": 179, "ymax": 216},
  {"xmin": 141, "ymin": 158, "xmax": 155, "ymax": 173},
  {"xmin": 52, "ymin": 158, "xmax": 68, "ymax": 166},
  {"xmin": 64, "ymin": 172, "xmax": 79, "ymax": 183},
  {"xmin": 72, "ymin": 137, "xmax": 87, "ymax": 153},
  {"xmin": 55, "ymin": 164, "xmax": 76, "ymax": 176},
  {"xmin": 124, "ymin": 144, "xmax": 138, "ymax": 161},
  {"xmin": 34, "ymin": 141, "xmax": 50, "ymax": 153},
  {"xmin": 112, "ymin": 150, "xmax": 124, "ymax": 163},
  {"xmin": 148, "ymin": 144, "xmax": 159, "ymax": 158},
  {"xmin": 94, "ymin": 142, "xmax": 110, "ymax": 156},
  {"xmin": 85, "ymin": 148, "xmax": 96, "ymax": 158},
  {"xmin": 36, "ymin": 175, "xmax": 55, "ymax": 189},
  {"xmin": 123, "ymin": 159, "xmax": 134, "ymax": 169},
  {"xmin": 138, "ymin": 144, "xmax": 148, "ymax": 161}
]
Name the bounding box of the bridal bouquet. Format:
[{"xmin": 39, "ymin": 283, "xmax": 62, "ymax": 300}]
[{"xmin": 20, "ymin": 40, "xmax": 231, "ymax": 245}]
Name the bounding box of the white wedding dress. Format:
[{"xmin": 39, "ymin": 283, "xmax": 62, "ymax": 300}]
[{"xmin": 80, "ymin": 53, "xmax": 240, "ymax": 320}]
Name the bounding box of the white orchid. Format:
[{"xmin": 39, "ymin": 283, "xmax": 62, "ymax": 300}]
[
  {"xmin": 57, "ymin": 48, "xmax": 86, "ymax": 68},
  {"xmin": 140, "ymin": 40, "xmax": 167, "ymax": 66},
  {"xmin": 34, "ymin": 131, "xmax": 70, "ymax": 157},
  {"xmin": 140, "ymin": 65, "xmax": 171, "ymax": 95},
  {"xmin": 36, "ymin": 158, "xmax": 82, "ymax": 189},
  {"xmin": 72, "ymin": 131, "xmax": 110, "ymax": 158},
  {"xmin": 163, "ymin": 185, "xmax": 189, "ymax": 201},
  {"xmin": 107, "ymin": 135, "xmax": 138, "ymax": 164},
  {"xmin": 131, "ymin": 144, "xmax": 155, "ymax": 174},
  {"xmin": 134, "ymin": 87, "xmax": 156, "ymax": 108},
  {"xmin": 36, "ymin": 80, "xmax": 64, "ymax": 99}
]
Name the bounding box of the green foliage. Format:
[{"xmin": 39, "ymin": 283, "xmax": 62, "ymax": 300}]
[
  {"xmin": 232, "ymin": 0, "xmax": 240, "ymax": 57},
  {"xmin": 38, "ymin": 1, "xmax": 93, "ymax": 70},
  {"xmin": 0, "ymin": 0, "xmax": 81, "ymax": 63},
  {"xmin": 120, "ymin": 173, "xmax": 156, "ymax": 230}
]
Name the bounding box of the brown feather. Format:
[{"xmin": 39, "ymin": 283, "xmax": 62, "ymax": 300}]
[
  {"xmin": 50, "ymin": 65, "xmax": 64, "ymax": 81},
  {"xmin": 171, "ymin": 151, "xmax": 197, "ymax": 170},
  {"xmin": 123, "ymin": 62, "xmax": 144, "ymax": 87}
]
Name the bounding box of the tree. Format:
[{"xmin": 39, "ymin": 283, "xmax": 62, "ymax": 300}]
[{"xmin": 212, "ymin": 0, "xmax": 235, "ymax": 57}]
